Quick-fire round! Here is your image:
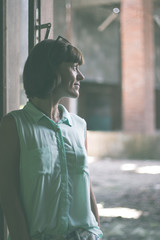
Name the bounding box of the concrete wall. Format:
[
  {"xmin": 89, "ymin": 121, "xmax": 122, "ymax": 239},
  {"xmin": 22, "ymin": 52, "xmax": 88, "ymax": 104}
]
[{"xmin": 87, "ymin": 131, "xmax": 160, "ymax": 159}]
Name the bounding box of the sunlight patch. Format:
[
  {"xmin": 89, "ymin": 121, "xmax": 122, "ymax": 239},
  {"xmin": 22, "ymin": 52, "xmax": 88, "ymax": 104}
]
[
  {"xmin": 136, "ymin": 166, "xmax": 160, "ymax": 174},
  {"xmin": 97, "ymin": 204, "xmax": 142, "ymax": 219},
  {"xmin": 19, "ymin": 104, "xmax": 25, "ymax": 109},
  {"xmin": 121, "ymin": 163, "xmax": 137, "ymax": 171},
  {"xmin": 121, "ymin": 163, "xmax": 160, "ymax": 175},
  {"xmin": 88, "ymin": 156, "xmax": 97, "ymax": 164}
]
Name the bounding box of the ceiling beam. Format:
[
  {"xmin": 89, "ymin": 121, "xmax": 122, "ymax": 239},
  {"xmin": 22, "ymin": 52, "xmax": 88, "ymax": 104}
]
[{"xmin": 71, "ymin": 0, "xmax": 121, "ymax": 8}]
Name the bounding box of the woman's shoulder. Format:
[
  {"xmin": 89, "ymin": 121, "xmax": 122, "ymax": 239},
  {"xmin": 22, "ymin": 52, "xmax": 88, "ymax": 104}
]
[
  {"xmin": 70, "ymin": 112, "xmax": 86, "ymax": 125},
  {"xmin": 0, "ymin": 113, "xmax": 19, "ymax": 144},
  {"xmin": 0, "ymin": 109, "xmax": 23, "ymax": 127},
  {"xmin": 69, "ymin": 113, "xmax": 87, "ymax": 134},
  {"xmin": 0, "ymin": 113, "xmax": 16, "ymax": 128}
]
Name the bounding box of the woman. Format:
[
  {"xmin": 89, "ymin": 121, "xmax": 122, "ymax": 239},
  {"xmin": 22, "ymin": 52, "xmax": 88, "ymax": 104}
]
[{"xmin": 0, "ymin": 36, "xmax": 103, "ymax": 240}]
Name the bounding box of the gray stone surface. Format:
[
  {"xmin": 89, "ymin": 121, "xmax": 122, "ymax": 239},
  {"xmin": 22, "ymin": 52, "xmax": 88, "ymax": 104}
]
[{"xmin": 89, "ymin": 158, "xmax": 160, "ymax": 240}]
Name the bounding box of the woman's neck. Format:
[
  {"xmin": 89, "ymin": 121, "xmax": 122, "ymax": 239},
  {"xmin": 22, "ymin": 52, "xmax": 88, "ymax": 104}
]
[{"xmin": 30, "ymin": 97, "xmax": 62, "ymax": 123}]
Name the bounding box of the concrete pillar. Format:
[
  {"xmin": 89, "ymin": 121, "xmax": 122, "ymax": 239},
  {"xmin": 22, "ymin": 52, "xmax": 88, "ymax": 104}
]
[
  {"xmin": 6, "ymin": 0, "xmax": 21, "ymax": 112},
  {"xmin": 121, "ymin": 0, "xmax": 155, "ymax": 133}
]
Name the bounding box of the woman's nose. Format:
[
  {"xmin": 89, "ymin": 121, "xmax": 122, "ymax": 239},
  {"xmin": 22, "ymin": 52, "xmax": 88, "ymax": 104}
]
[{"xmin": 77, "ymin": 70, "xmax": 85, "ymax": 81}]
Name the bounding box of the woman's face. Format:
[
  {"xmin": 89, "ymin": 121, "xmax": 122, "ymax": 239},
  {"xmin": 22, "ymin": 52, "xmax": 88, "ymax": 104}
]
[{"xmin": 56, "ymin": 62, "xmax": 85, "ymax": 98}]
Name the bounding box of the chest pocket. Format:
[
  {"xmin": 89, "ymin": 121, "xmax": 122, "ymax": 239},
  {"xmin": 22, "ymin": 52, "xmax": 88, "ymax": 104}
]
[
  {"xmin": 23, "ymin": 145, "xmax": 58, "ymax": 175},
  {"xmin": 75, "ymin": 146, "xmax": 89, "ymax": 175},
  {"xmin": 65, "ymin": 143, "xmax": 89, "ymax": 175}
]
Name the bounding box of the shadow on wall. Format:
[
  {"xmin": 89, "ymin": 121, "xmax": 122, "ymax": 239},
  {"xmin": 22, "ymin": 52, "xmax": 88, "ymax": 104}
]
[{"xmin": 87, "ymin": 131, "xmax": 160, "ymax": 159}]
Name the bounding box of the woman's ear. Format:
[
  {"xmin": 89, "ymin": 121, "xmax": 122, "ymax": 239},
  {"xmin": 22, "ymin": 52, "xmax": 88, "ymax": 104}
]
[
  {"xmin": 55, "ymin": 72, "xmax": 62, "ymax": 87},
  {"xmin": 51, "ymin": 70, "xmax": 62, "ymax": 89}
]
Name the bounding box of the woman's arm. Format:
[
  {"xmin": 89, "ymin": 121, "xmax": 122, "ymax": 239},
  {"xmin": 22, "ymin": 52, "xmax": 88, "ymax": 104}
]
[
  {"xmin": 90, "ymin": 180, "xmax": 100, "ymax": 226},
  {"xmin": 85, "ymin": 132, "xmax": 100, "ymax": 226},
  {"xmin": 0, "ymin": 115, "xmax": 31, "ymax": 240}
]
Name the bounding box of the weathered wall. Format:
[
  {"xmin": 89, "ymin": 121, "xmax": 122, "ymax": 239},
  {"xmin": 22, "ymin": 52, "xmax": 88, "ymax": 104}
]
[
  {"xmin": 121, "ymin": 0, "xmax": 155, "ymax": 134},
  {"xmin": 87, "ymin": 131, "xmax": 160, "ymax": 159}
]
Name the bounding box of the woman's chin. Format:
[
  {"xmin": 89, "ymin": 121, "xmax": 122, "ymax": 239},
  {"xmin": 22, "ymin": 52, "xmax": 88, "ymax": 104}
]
[{"xmin": 68, "ymin": 89, "xmax": 80, "ymax": 99}]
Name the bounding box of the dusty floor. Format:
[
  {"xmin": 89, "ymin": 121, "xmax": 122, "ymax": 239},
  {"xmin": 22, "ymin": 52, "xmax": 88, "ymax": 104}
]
[{"xmin": 89, "ymin": 158, "xmax": 160, "ymax": 240}]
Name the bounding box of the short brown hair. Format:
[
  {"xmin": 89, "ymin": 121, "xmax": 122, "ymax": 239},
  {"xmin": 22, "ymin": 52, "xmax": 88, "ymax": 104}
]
[{"xmin": 23, "ymin": 38, "xmax": 84, "ymax": 99}]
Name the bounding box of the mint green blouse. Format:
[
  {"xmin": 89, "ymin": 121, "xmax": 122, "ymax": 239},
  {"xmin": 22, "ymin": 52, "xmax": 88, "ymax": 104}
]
[{"xmin": 10, "ymin": 102, "xmax": 103, "ymax": 239}]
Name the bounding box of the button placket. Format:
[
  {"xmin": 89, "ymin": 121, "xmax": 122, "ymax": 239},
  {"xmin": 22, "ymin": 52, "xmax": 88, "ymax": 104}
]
[
  {"xmin": 55, "ymin": 125, "xmax": 69, "ymax": 233},
  {"xmin": 46, "ymin": 119, "xmax": 69, "ymax": 233}
]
